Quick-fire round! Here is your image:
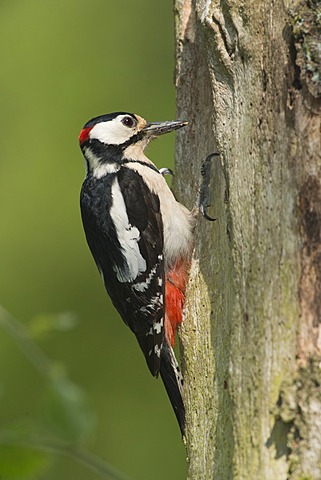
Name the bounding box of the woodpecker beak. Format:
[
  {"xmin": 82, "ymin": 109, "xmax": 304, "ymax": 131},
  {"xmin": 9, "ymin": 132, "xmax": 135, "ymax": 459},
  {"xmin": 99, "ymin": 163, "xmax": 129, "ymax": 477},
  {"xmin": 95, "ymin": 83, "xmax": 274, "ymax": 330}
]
[{"xmin": 143, "ymin": 120, "xmax": 188, "ymax": 137}]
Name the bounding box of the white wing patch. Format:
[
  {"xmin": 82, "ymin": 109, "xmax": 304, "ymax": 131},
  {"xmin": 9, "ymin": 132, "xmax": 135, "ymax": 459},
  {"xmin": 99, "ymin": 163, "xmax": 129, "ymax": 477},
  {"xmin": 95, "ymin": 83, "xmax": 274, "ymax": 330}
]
[{"xmin": 110, "ymin": 179, "xmax": 147, "ymax": 282}]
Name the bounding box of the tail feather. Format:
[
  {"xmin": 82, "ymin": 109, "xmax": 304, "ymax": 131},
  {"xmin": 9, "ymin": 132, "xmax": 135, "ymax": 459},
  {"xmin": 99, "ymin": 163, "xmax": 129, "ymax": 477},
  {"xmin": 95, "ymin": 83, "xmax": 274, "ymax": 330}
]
[{"xmin": 160, "ymin": 341, "xmax": 185, "ymax": 436}]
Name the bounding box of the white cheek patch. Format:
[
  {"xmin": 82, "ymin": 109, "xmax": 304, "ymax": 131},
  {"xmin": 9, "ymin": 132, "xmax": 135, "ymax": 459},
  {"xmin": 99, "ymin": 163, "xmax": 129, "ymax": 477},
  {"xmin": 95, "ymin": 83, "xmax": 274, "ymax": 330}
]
[
  {"xmin": 90, "ymin": 115, "xmax": 135, "ymax": 145},
  {"xmin": 110, "ymin": 179, "xmax": 147, "ymax": 282}
]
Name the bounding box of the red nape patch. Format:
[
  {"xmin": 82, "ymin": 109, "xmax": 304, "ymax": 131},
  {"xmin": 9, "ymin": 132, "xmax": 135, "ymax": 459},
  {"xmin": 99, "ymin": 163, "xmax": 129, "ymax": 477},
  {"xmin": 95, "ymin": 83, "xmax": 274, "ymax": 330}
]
[
  {"xmin": 79, "ymin": 126, "xmax": 92, "ymax": 144},
  {"xmin": 164, "ymin": 258, "xmax": 190, "ymax": 346}
]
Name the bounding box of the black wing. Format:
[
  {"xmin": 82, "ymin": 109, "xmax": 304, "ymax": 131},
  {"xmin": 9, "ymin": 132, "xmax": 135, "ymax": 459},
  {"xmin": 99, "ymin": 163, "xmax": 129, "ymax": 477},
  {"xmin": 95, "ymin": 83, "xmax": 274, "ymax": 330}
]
[{"xmin": 80, "ymin": 167, "xmax": 165, "ymax": 376}]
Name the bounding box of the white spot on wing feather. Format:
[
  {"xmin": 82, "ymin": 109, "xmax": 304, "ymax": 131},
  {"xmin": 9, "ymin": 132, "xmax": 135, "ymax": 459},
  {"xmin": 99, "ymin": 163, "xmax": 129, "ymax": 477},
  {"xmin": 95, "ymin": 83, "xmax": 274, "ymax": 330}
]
[
  {"xmin": 154, "ymin": 344, "xmax": 161, "ymax": 358},
  {"xmin": 154, "ymin": 318, "xmax": 163, "ymax": 334},
  {"xmin": 132, "ymin": 264, "xmax": 161, "ymax": 292}
]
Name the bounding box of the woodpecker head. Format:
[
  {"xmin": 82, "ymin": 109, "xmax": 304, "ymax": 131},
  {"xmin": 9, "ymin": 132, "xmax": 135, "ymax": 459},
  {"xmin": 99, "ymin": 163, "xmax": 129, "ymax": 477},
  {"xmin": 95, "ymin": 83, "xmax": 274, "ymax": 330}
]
[{"xmin": 79, "ymin": 112, "xmax": 188, "ymax": 175}]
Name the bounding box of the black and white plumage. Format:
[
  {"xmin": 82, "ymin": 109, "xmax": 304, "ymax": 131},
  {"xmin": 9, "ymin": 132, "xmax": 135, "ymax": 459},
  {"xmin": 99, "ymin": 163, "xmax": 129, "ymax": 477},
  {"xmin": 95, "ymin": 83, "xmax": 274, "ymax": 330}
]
[{"xmin": 79, "ymin": 112, "xmax": 193, "ymax": 435}]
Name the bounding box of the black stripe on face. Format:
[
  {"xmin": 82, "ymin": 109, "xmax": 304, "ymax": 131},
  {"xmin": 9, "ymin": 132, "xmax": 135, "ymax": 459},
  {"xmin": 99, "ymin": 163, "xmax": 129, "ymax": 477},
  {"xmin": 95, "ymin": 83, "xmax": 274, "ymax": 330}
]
[
  {"xmin": 121, "ymin": 130, "xmax": 145, "ymax": 148},
  {"xmin": 122, "ymin": 159, "xmax": 160, "ymax": 174}
]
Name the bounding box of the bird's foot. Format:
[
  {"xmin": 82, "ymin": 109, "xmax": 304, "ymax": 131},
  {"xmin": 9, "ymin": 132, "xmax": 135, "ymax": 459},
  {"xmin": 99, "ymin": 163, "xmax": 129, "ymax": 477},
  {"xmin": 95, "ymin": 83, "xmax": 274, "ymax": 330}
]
[
  {"xmin": 159, "ymin": 167, "xmax": 174, "ymax": 177},
  {"xmin": 196, "ymin": 152, "xmax": 219, "ymax": 221}
]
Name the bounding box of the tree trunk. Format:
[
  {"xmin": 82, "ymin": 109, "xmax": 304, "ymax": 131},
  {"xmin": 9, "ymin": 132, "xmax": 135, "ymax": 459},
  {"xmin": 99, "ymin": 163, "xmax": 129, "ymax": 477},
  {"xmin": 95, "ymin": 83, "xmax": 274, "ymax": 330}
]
[{"xmin": 174, "ymin": 0, "xmax": 321, "ymax": 479}]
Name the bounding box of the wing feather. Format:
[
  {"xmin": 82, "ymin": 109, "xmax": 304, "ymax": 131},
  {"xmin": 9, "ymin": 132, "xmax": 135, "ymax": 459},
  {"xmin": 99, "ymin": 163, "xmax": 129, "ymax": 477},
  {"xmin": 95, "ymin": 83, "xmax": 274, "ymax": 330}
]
[{"xmin": 80, "ymin": 167, "xmax": 165, "ymax": 376}]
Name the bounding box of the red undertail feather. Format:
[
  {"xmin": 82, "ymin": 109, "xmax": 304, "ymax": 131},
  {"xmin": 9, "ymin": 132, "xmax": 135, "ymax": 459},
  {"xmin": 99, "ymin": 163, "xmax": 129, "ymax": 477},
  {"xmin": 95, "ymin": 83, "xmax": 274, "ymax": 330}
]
[{"xmin": 165, "ymin": 258, "xmax": 190, "ymax": 346}]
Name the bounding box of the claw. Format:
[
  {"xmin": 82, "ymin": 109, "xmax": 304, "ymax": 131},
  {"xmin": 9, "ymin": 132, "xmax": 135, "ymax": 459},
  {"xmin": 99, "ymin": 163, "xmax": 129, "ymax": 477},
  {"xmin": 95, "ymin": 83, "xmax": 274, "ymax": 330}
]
[
  {"xmin": 200, "ymin": 203, "xmax": 216, "ymax": 222},
  {"xmin": 159, "ymin": 167, "xmax": 174, "ymax": 177},
  {"xmin": 199, "ymin": 152, "xmax": 219, "ymax": 222}
]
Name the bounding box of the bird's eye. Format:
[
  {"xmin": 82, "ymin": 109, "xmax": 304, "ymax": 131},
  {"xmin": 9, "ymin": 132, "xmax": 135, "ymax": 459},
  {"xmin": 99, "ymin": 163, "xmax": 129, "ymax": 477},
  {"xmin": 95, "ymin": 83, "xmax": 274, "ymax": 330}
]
[{"xmin": 122, "ymin": 116, "xmax": 135, "ymax": 128}]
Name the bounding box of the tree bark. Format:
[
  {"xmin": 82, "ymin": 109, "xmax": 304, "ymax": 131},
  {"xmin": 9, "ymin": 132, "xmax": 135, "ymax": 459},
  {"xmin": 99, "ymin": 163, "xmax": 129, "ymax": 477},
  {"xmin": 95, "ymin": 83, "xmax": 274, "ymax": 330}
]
[{"xmin": 174, "ymin": 1, "xmax": 321, "ymax": 479}]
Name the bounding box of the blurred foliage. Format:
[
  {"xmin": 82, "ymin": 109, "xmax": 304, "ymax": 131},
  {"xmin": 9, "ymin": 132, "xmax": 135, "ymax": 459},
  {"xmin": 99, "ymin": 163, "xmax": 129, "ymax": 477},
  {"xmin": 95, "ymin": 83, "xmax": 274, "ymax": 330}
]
[
  {"xmin": 0, "ymin": 445, "xmax": 49, "ymax": 480},
  {"xmin": 29, "ymin": 312, "xmax": 78, "ymax": 339},
  {"xmin": 0, "ymin": 306, "xmax": 129, "ymax": 480},
  {"xmin": 0, "ymin": 1, "xmax": 185, "ymax": 479}
]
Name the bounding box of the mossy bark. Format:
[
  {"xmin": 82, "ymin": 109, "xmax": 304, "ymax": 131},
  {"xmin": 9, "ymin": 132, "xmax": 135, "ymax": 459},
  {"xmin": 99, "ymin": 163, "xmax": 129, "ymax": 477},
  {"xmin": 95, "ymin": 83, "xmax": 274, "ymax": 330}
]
[{"xmin": 173, "ymin": 0, "xmax": 321, "ymax": 479}]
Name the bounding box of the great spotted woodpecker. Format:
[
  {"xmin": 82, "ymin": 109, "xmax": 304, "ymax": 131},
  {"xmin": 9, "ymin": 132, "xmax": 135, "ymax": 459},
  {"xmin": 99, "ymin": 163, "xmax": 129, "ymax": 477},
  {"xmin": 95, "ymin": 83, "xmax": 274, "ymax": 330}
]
[{"xmin": 79, "ymin": 112, "xmax": 194, "ymax": 435}]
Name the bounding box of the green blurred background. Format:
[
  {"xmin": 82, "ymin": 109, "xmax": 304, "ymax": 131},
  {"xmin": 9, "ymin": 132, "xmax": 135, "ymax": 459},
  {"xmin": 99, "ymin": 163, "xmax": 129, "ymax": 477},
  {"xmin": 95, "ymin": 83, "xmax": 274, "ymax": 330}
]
[{"xmin": 0, "ymin": 1, "xmax": 186, "ymax": 478}]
